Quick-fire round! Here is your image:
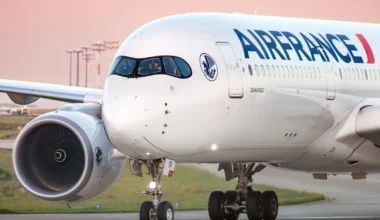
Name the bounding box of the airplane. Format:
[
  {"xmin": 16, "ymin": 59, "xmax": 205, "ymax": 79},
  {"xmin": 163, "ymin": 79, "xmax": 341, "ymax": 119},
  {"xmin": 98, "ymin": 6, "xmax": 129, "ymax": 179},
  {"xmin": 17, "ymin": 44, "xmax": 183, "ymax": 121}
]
[{"xmin": 1, "ymin": 12, "xmax": 380, "ymax": 220}]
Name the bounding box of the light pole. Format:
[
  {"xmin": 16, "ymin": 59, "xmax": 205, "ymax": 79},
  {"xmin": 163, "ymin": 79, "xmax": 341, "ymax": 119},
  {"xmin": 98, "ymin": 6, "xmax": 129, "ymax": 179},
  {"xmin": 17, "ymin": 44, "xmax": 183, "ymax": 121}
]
[
  {"xmin": 66, "ymin": 50, "xmax": 73, "ymax": 86},
  {"xmin": 82, "ymin": 52, "xmax": 95, "ymax": 88},
  {"xmin": 72, "ymin": 49, "xmax": 83, "ymax": 87},
  {"xmin": 104, "ymin": 40, "xmax": 119, "ymax": 63},
  {"xmin": 81, "ymin": 46, "xmax": 93, "ymax": 88},
  {"xmin": 92, "ymin": 41, "xmax": 106, "ymax": 89}
]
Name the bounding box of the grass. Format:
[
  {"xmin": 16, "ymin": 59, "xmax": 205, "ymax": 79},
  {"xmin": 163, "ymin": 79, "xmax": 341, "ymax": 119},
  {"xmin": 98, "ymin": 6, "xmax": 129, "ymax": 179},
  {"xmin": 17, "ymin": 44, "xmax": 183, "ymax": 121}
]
[
  {"xmin": 0, "ymin": 116, "xmax": 34, "ymax": 139},
  {"xmin": 0, "ymin": 148, "xmax": 325, "ymax": 214}
]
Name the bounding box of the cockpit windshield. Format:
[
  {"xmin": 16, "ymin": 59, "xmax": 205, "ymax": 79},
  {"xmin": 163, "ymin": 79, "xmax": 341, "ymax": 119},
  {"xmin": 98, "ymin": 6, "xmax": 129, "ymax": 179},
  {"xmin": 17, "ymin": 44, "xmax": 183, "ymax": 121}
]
[
  {"xmin": 138, "ymin": 58, "xmax": 162, "ymax": 75},
  {"xmin": 114, "ymin": 58, "xmax": 136, "ymax": 76},
  {"xmin": 109, "ymin": 55, "xmax": 192, "ymax": 79}
]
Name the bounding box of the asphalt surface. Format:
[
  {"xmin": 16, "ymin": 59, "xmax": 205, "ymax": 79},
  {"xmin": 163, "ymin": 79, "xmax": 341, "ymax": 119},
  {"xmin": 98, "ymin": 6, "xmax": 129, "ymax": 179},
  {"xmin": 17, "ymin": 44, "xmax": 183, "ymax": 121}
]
[{"xmin": 2, "ymin": 140, "xmax": 380, "ymax": 219}]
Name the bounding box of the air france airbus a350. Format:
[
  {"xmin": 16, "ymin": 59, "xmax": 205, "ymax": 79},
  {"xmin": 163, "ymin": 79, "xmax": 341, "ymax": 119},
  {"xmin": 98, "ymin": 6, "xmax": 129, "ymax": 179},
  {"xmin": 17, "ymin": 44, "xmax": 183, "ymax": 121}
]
[{"xmin": 2, "ymin": 12, "xmax": 380, "ymax": 220}]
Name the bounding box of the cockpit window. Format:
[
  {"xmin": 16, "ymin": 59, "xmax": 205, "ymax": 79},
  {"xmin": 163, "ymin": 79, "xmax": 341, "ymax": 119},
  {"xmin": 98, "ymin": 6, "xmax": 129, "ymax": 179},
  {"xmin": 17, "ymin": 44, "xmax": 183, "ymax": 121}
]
[
  {"xmin": 163, "ymin": 57, "xmax": 181, "ymax": 77},
  {"xmin": 110, "ymin": 55, "xmax": 192, "ymax": 79},
  {"xmin": 114, "ymin": 58, "xmax": 136, "ymax": 76},
  {"xmin": 138, "ymin": 58, "xmax": 162, "ymax": 75},
  {"xmin": 174, "ymin": 58, "xmax": 191, "ymax": 77}
]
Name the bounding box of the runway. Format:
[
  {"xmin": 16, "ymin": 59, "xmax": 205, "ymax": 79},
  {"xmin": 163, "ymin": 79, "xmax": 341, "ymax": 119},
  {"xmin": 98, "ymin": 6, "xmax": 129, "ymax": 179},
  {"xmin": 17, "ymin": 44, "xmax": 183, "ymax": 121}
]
[
  {"xmin": 2, "ymin": 139, "xmax": 380, "ymax": 219},
  {"xmin": 2, "ymin": 201, "xmax": 380, "ymax": 220}
]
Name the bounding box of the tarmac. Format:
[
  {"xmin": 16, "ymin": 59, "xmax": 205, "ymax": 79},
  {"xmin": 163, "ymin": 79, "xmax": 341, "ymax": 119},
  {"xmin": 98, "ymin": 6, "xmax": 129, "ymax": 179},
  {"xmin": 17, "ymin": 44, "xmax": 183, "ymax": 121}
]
[{"xmin": 2, "ymin": 139, "xmax": 380, "ymax": 220}]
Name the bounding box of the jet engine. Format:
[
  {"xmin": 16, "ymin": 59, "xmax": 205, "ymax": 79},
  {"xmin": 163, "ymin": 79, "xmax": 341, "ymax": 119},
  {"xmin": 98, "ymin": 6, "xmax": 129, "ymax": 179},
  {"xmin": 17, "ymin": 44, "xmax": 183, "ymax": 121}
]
[{"xmin": 12, "ymin": 103, "xmax": 126, "ymax": 203}]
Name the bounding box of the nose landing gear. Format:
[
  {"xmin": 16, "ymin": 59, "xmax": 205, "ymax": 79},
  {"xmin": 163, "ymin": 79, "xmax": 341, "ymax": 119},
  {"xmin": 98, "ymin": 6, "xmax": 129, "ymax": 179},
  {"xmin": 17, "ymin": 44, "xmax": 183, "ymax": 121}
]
[
  {"xmin": 208, "ymin": 163, "xmax": 278, "ymax": 220},
  {"xmin": 130, "ymin": 158, "xmax": 175, "ymax": 220}
]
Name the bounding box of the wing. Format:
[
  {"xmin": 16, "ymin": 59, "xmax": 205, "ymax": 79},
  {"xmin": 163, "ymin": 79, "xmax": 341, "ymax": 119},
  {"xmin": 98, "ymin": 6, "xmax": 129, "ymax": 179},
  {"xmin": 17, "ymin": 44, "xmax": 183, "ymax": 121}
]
[{"xmin": 0, "ymin": 79, "xmax": 103, "ymax": 105}]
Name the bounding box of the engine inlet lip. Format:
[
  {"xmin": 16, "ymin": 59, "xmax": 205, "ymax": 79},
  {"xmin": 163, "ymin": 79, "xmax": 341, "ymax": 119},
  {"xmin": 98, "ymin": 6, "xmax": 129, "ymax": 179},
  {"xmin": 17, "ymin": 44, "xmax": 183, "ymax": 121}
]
[{"xmin": 12, "ymin": 113, "xmax": 94, "ymax": 201}]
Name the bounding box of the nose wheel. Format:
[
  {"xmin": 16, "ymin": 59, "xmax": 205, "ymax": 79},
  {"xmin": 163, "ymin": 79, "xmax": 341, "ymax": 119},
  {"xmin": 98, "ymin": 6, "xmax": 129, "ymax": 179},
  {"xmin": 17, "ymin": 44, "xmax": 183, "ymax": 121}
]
[{"xmin": 137, "ymin": 159, "xmax": 175, "ymax": 220}]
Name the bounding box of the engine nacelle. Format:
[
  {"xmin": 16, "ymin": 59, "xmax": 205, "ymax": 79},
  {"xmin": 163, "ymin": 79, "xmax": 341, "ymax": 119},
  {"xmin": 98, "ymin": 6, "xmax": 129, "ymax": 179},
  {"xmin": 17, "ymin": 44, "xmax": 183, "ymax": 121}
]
[{"xmin": 12, "ymin": 103, "xmax": 126, "ymax": 203}]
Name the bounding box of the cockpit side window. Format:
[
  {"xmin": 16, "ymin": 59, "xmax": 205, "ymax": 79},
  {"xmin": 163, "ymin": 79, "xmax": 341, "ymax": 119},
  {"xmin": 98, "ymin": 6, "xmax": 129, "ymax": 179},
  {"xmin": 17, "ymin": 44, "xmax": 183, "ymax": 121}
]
[
  {"xmin": 138, "ymin": 58, "xmax": 162, "ymax": 75},
  {"xmin": 114, "ymin": 58, "xmax": 136, "ymax": 76},
  {"xmin": 174, "ymin": 58, "xmax": 191, "ymax": 77},
  {"xmin": 163, "ymin": 57, "xmax": 181, "ymax": 77}
]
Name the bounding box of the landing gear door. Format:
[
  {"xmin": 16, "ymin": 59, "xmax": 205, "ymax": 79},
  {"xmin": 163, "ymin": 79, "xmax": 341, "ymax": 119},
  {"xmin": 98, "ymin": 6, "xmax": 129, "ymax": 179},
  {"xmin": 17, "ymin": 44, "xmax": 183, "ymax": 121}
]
[{"xmin": 216, "ymin": 42, "xmax": 244, "ymax": 98}]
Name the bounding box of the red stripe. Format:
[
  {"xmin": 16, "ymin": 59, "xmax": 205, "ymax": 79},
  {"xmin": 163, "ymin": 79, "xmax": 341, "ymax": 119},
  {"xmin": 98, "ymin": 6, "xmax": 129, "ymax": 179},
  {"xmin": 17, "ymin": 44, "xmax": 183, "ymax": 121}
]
[{"xmin": 356, "ymin": 34, "xmax": 375, "ymax": 64}]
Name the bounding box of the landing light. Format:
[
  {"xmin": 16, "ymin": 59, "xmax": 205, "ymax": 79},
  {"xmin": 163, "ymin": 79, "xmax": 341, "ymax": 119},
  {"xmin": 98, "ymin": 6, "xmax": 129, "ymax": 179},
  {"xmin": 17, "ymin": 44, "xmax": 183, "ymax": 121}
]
[
  {"xmin": 211, "ymin": 144, "xmax": 218, "ymax": 151},
  {"xmin": 149, "ymin": 181, "xmax": 157, "ymax": 189},
  {"xmin": 146, "ymin": 152, "xmax": 150, "ymax": 155}
]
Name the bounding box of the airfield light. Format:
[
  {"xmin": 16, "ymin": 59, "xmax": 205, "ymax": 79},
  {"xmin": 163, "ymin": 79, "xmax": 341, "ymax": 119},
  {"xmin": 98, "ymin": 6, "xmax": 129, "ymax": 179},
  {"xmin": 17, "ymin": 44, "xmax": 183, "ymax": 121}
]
[{"xmin": 211, "ymin": 144, "xmax": 218, "ymax": 151}]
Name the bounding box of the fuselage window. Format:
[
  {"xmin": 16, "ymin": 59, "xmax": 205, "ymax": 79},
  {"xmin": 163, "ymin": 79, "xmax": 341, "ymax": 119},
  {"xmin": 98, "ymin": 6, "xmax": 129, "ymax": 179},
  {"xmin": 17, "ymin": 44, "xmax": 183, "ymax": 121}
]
[
  {"xmin": 248, "ymin": 64, "xmax": 253, "ymax": 76},
  {"xmin": 174, "ymin": 57, "xmax": 191, "ymax": 77},
  {"xmin": 271, "ymin": 65, "xmax": 276, "ymax": 77},
  {"xmin": 280, "ymin": 66, "xmax": 284, "ymax": 77},
  {"xmin": 355, "ymin": 69, "xmax": 359, "ymax": 80},
  {"xmin": 276, "ymin": 65, "xmax": 280, "ymax": 77},
  {"xmin": 347, "ymin": 69, "xmax": 351, "ymax": 80},
  {"xmin": 266, "ymin": 65, "xmax": 271, "ymax": 77},
  {"xmin": 373, "ymin": 69, "xmax": 377, "ymax": 81},
  {"xmin": 294, "ymin": 66, "xmax": 298, "ymax": 78},
  {"xmin": 285, "ymin": 66, "xmax": 289, "ymax": 77},
  {"xmin": 114, "ymin": 57, "xmax": 137, "ymax": 76},
  {"xmin": 364, "ymin": 69, "xmax": 369, "ymax": 80},
  {"xmin": 138, "ymin": 58, "xmax": 162, "ymax": 76},
  {"xmin": 255, "ymin": 65, "xmax": 259, "ymax": 76},
  {"xmin": 316, "ymin": 67, "xmax": 321, "ymax": 79},
  {"xmin": 163, "ymin": 57, "xmax": 181, "ymax": 77},
  {"xmin": 261, "ymin": 65, "xmax": 265, "ymax": 76},
  {"xmin": 299, "ymin": 66, "xmax": 303, "ymax": 78},
  {"xmin": 303, "ymin": 67, "xmax": 307, "ymax": 78},
  {"xmin": 339, "ymin": 68, "xmax": 343, "ymax": 79},
  {"xmin": 290, "ymin": 66, "xmax": 294, "ymax": 77},
  {"xmin": 351, "ymin": 69, "xmax": 355, "ymax": 80}
]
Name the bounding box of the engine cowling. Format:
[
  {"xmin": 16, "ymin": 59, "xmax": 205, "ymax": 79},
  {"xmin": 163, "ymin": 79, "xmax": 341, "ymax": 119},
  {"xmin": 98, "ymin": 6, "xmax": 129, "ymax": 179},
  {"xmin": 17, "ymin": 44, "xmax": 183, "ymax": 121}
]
[{"xmin": 12, "ymin": 103, "xmax": 126, "ymax": 203}]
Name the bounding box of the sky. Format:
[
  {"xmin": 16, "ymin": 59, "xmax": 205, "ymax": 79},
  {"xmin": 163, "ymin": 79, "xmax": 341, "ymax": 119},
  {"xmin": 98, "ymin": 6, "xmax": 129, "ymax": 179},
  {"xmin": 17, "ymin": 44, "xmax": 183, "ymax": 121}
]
[{"xmin": 0, "ymin": 0, "xmax": 379, "ymax": 107}]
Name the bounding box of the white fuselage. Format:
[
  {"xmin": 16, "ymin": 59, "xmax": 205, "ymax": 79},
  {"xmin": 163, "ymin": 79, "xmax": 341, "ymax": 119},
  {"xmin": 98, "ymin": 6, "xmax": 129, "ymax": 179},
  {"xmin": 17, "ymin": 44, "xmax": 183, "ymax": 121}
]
[{"xmin": 102, "ymin": 13, "xmax": 380, "ymax": 174}]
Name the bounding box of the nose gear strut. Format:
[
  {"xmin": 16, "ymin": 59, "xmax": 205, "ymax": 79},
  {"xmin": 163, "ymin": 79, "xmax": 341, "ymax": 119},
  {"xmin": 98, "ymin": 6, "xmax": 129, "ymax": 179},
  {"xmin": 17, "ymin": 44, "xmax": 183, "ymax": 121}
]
[{"xmin": 129, "ymin": 158, "xmax": 175, "ymax": 220}]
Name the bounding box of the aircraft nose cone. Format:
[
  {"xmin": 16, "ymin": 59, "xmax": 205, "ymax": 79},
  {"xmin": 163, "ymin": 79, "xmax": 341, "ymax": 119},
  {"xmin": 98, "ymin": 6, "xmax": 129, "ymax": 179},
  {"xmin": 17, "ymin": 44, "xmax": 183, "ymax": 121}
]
[{"xmin": 103, "ymin": 91, "xmax": 147, "ymax": 146}]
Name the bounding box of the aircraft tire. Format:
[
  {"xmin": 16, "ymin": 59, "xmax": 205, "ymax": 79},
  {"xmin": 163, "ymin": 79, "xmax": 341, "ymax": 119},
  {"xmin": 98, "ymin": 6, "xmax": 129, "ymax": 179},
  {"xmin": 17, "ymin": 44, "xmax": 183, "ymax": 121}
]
[
  {"xmin": 246, "ymin": 191, "xmax": 264, "ymax": 220},
  {"xmin": 157, "ymin": 201, "xmax": 174, "ymax": 220},
  {"xmin": 262, "ymin": 190, "xmax": 278, "ymax": 220},
  {"xmin": 139, "ymin": 201, "xmax": 154, "ymax": 220},
  {"xmin": 208, "ymin": 191, "xmax": 225, "ymax": 220}
]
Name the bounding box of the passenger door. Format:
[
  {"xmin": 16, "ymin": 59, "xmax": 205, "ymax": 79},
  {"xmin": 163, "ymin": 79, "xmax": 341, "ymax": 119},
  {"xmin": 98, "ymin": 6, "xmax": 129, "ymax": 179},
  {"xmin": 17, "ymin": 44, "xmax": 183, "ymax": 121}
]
[
  {"xmin": 216, "ymin": 42, "xmax": 244, "ymax": 98},
  {"xmin": 326, "ymin": 65, "xmax": 336, "ymax": 100},
  {"xmin": 317, "ymin": 47, "xmax": 336, "ymax": 100}
]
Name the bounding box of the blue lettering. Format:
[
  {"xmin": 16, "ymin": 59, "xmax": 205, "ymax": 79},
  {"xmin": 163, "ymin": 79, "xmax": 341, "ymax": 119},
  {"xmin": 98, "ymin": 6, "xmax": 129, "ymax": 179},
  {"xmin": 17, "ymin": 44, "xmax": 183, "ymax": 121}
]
[
  {"xmin": 300, "ymin": 33, "xmax": 326, "ymax": 62},
  {"xmin": 326, "ymin": 34, "xmax": 351, "ymax": 63},
  {"xmin": 309, "ymin": 34, "xmax": 339, "ymax": 62},
  {"xmin": 254, "ymin": 30, "xmax": 286, "ymax": 60},
  {"xmin": 269, "ymin": 31, "xmax": 292, "ymax": 60},
  {"xmin": 336, "ymin": 35, "xmax": 364, "ymax": 64},
  {"xmin": 282, "ymin": 31, "xmax": 311, "ymax": 61},
  {"xmin": 233, "ymin": 29, "xmax": 265, "ymax": 59},
  {"xmin": 247, "ymin": 30, "xmax": 270, "ymax": 59}
]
